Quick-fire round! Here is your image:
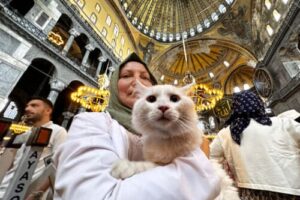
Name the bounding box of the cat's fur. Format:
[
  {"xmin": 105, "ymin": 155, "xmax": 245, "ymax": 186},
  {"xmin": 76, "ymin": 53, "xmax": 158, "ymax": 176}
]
[{"xmin": 111, "ymin": 83, "xmax": 240, "ymax": 200}]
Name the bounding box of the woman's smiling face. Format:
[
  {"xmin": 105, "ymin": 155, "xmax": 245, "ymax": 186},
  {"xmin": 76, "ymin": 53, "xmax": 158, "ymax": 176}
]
[{"xmin": 117, "ymin": 61, "xmax": 153, "ymax": 108}]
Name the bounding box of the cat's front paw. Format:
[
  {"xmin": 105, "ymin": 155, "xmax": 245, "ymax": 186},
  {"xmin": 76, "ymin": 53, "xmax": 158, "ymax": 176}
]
[{"xmin": 110, "ymin": 159, "xmax": 136, "ymax": 179}]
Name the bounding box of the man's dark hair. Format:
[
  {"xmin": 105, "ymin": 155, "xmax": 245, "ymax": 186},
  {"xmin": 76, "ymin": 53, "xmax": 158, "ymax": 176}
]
[{"xmin": 27, "ymin": 96, "xmax": 53, "ymax": 110}]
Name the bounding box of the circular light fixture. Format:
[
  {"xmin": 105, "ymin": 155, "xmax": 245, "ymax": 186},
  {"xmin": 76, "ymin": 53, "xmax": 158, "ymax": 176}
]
[
  {"xmin": 190, "ymin": 84, "xmax": 224, "ymax": 112},
  {"xmin": 9, "ymin": 123, "xmax": 31, "ymax": 134},
  {"xmin": 70, "ymin": 75, "xmax": 110, "ymax": 112}
]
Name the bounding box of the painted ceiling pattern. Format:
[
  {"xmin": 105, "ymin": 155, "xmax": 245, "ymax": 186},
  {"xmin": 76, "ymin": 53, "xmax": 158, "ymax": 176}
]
[
  {"xmin": 79, "ymin": 0, "xmax": 294, "ymax": 94},
  {"xmin": 150, "ymin": 39, "xmax": 256, "ymax": 94},
  {"xmin": 118, "ymin": 0, "xmax": 235, "ymax": 42}
]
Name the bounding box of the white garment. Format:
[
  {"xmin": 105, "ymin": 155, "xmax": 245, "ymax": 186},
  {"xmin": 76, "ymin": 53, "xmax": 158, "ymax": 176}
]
[
  {"xmin": 210, "ymin": 117, "xmax": 300, "ymax": 195},
  {"xmin": 0, "ymin": 121, "xmax": 67, "ymax": 198},
  {"xmin": 277, "ymin": 109, "xmax": 300, "ymax": 120},
  {"xmin": 54, "ymin": 112, "xmax": 221, "ymax": 200}
]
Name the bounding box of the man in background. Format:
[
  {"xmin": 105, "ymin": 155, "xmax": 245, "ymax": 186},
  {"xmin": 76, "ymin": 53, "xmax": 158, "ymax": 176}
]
[{"xmin": 0, "ymin": 97, "xmax": 67, "ymax": 200}]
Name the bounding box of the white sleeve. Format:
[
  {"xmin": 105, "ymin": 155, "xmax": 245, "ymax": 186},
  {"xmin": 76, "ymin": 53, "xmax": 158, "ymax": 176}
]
[
  {"xmin": 52, "ymin": 126, "xmax": 68, "ymax": 152},
  {"xmin": 54, "ymin": 112, "xmax": 221, "ymax": 200},
  {"xmin": 283, "ymin": 118, "xmax": 300, "ymax": 145}
]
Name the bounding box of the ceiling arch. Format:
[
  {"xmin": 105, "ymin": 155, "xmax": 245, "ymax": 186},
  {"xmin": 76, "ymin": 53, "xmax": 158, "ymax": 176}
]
[
  {"xmin": 150, "ymin": 38, "xmax": 257, "ymax": 93},
  {"xmin": 224, "ymin": 65, "xmax": 254, "ymax": 94}
]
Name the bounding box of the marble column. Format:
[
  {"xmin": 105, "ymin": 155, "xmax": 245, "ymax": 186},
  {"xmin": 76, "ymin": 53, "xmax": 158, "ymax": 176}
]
[
  {"xmin": 61, "ymin": 111, "xmax": 74, "ymax": 128},
  {"xmin": 108, "ymin": 66, "xmax": 115, "ymax": 80},
  {"xmin": 62, "ymin": 28, "xmax": 80, "ymax": 56},
  {"xmin": 77, "ymin": 106, "xmax": 86, "ymax": 113},
  {"xmin": 81, "ymin": 44, "xmax": 94, "ymax": 71},
  {"xmin": 47, "ymin": 79, "xmax": 66, "ymax": 104},
  {"xmin": 95, "ymin": 56, "xmax": 106, "ymax": 79}
]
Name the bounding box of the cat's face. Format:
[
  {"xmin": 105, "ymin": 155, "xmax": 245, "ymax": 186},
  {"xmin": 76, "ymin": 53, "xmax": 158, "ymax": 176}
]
[{"xmin": 132, "ymin": 83, "xmax": 198, "ymax": 138}]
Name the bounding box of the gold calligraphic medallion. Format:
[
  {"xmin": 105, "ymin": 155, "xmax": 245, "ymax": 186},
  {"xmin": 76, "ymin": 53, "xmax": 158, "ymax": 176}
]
[{"xmin": 213, "ymin": 97, "xmax": 233, "ymax": 119}]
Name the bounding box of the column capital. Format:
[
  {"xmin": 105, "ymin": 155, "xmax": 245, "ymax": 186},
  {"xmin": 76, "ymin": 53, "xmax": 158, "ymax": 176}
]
[
  {"xmin": 108, "ymin": 66, "xmax": 116, "ymax": 79},
  {"xmin": 85, "ymin": 44, "xmax": 95, "ymax": 51},
  {"xmin": 98, "ymin": 56, "xmax": 107, "ymax": 62},
  {"xmin": 108, "ymin": 66, "xmax": 115, "ymax": 72},
  {"xmin": 69, "ymin": 28, "xmax": 80, "ymax": 37},
  {"xmin": 49, "ymin": 79, "xmax": 66, "ymax": 92}
]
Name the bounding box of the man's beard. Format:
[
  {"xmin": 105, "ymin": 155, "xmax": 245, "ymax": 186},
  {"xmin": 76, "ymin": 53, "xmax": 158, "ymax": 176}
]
[{"xmin": 24, "ymin": 113, "xmax": 42, "ymax": 125}]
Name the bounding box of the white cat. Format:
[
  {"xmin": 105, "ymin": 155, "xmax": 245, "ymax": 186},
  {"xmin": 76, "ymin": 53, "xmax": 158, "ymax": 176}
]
[{"xmin": 111, "ymin": 82, "xmax": 240, "ymax": 200}]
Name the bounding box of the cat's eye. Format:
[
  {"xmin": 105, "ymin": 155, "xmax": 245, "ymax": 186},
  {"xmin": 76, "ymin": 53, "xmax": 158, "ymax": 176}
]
[
  {"xmin": 170, "ymin": 94, "xmax": 180, "ymax": 102},
  {"xmin": 146, "ymin": 95, "xmax": 156, "ymax": 103}
]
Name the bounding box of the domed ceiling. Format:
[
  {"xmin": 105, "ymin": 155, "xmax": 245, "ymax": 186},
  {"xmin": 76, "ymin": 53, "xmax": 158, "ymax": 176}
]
[
  {"xmin": 119, "ymin": 0, "xmax": 235, "ymax": 42},
  {"xmin": 73, "ymin": 0, "xmax": 293, "ymax": 95},
  {"xmin": 150, "ymin": 38, "xmax": 256, "ymax": 94}
]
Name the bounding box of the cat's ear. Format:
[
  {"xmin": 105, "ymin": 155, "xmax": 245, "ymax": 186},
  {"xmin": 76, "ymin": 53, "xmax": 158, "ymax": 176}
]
[
  {"xmin": 179, "ymin": 83, "xmax": 195, "ymax": 95},
  {"xmin": 135, "ymin": 80, "xmax": 148, "ymax": 97}
]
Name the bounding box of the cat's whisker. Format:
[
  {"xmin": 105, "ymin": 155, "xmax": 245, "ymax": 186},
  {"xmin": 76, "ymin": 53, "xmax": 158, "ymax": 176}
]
[
  {"xmin": 177, "ymin": 121, "xmax": 191, "ymax": 132},
  {"xmin": 177, "ymin": 117, "xmax": 197, "ymax": 132}
]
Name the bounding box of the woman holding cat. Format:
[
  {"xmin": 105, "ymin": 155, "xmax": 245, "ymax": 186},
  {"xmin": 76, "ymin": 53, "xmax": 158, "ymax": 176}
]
[
  {"xmin": 210, "ymin": 91, "xmax": 300, "ymax": 199},
  {"xmin": 54, "ymin": 53, "xmax": 221, "ymax": 200}
]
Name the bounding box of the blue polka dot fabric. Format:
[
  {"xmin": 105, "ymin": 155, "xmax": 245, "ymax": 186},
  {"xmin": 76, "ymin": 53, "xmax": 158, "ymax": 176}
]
[{"xmin": 226, "ymin": 91, "xmax": 272, "ymax": 145}]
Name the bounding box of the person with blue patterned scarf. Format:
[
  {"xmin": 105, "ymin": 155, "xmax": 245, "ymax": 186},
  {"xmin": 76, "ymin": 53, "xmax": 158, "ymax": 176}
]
[{"xmin": 210, "ymin": 90, "xmax": 300, "ymax": 200}]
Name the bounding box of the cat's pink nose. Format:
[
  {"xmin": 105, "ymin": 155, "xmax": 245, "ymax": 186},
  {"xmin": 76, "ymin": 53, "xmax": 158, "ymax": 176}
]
[{"xmin": 158, "ymin": 106, "xmax": 169, "ymax": 113}]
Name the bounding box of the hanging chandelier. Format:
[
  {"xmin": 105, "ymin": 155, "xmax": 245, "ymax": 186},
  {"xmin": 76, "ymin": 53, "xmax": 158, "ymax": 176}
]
[
  {"xmin": 71, "ymin": 74, "xmax": 110, "ymax": 112},
  {"xmin": 119, "ymin": 0, "xmax": 235, "ymax": 42},
  {"xmin": 9, "ymin": 115, "xmax": 31, "ymax": 134},
  {"xmin": 190, "ymin": 83, "xmax": 223, "ymax": 112},
  {"xmin": 181, "ymin": 71, "xmax": 223, "ymax": 111},
  {"xmin": 48, "ymin": 31, "xmax": 64, "ymax": 46},
  {"xmin": 9, "ymin": 123, "xmax": 31, "ymax": 134}
]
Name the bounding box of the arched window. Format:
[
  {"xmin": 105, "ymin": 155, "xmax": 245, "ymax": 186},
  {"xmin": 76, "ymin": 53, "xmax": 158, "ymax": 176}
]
[
  {"xmin": 3, "ymin": 101, "xmax": 18, "ymax": 120},
  {"xmin": 9, "ymin": 0, "xmax": 34, "ymax": 16}
]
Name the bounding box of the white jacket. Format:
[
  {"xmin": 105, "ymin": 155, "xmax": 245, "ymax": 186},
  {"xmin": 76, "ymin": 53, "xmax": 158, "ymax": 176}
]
[
  {"xmin": 54, "ymin": 112, "xmax": 221, "ymax": 200},
  {"xmin": 210, "ymin": 117, "xmax": 300, "ymax": 195}
]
